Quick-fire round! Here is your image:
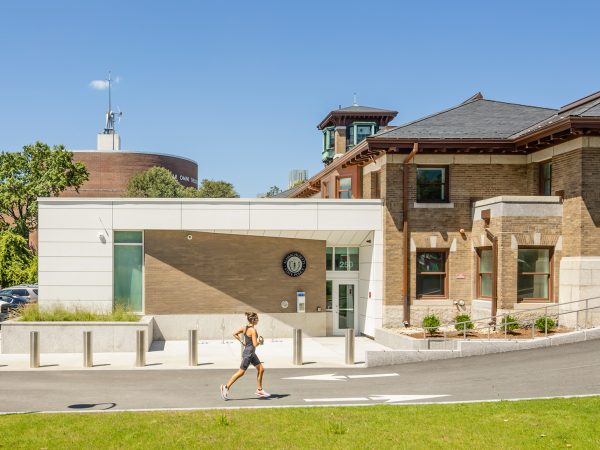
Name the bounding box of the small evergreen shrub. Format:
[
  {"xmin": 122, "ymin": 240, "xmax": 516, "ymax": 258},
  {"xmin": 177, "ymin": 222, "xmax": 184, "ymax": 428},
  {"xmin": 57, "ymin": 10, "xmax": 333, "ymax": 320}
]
[
  {"xmin": 500, "ymin": 315, "xmax": 519, "ymax": 333},
  {"xmin": 535, "ymin": 316, "xmax": 556, "ymax": 332},
  {"xmin": 454, "ymin": 314, "xmax": 474, "ymax": 332},
  {"xmin": 422, "ymin": 314, "xmax": 441, "ymax": 335}
]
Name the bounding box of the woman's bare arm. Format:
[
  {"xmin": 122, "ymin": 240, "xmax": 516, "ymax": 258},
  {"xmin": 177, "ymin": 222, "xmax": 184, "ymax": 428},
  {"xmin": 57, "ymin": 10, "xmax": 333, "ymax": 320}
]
[{"xmin": 233, "ymin": 326, "xmax": 244, "ymax": 343}]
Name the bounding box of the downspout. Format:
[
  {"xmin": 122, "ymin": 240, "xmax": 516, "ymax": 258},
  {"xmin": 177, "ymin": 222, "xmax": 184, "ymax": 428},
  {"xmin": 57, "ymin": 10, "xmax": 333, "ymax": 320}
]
[
  {"xmin": 485, "ymin": 228, "xmax": 498, "ymax": 322},
  {"xmin": 402, "ymin": 142, "xmax": 419, "ymax": 325}
]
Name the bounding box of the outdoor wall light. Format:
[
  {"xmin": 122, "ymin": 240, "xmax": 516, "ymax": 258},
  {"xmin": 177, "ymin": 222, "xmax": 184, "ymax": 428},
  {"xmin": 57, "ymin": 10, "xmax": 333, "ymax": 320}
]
[
  {"xmin": 97, "ymin": 233, "xmax": 106, "ymax": 244},
  {"xmin": 366, "ymin": 239, "xmax": 372, "ymax": 244},
  {"xmin": 459, "ymin": 228, "xmax": 466, "ymax": 234},
  {"xmin": 316, "ymin": 306, "xmax": 322, "ymax": 312},
  {"xmin": 187, "ymin": 234, "xmax": 193, "ymax": 240}
]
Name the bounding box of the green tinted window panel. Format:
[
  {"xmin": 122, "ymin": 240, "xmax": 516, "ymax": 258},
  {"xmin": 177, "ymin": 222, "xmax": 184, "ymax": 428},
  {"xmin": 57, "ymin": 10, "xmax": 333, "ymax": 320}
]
[
  {"xmin": 114, "ymin": 231, "xmax": 143, "ymax": 244},
  {"xmin": 113, "ymin": 245, "xmax": 143, "ymax": 312}
]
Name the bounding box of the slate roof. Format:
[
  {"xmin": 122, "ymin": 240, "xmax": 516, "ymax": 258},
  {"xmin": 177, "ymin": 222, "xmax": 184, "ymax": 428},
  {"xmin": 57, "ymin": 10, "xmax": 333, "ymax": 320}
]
[
  {"xmin": 373, "ymin": 98, "xmax": 557, "ymax": 140},
  {"xmin": 318, "ymin": 104, "xmax": 398, "ymax": 129},
  {"xmin": 333, "ymin": 105, "xmax": 398, "ymax": 114},
  {"xmin": 510, "ymin": 91, "xmax": 600, "ymax": 139}
]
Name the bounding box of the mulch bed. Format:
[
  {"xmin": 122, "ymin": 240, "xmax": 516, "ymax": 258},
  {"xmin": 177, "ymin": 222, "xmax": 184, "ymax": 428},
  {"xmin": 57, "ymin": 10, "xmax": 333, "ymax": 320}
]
[{"xmin": 396, "ymin": 326, "xmax": 573, "ymax": 340}]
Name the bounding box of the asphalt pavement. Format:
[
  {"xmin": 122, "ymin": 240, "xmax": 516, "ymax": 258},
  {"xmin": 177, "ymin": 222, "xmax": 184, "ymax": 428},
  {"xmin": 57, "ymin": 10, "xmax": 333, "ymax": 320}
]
[{"xmin": 1, "ymin": 339, "xmax": 599, "ymax": 413}]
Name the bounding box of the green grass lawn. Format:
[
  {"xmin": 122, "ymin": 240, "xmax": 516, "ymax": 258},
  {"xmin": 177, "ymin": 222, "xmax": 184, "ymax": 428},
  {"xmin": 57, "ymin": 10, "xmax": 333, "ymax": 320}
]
[{"xmin": 2, "ymin": 397, "xmax": 599, "ymax": 449}]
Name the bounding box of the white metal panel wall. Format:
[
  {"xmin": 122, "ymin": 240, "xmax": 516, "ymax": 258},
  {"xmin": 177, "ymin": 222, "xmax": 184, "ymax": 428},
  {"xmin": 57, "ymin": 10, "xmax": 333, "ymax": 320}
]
[
  {"xmin": 359, "ymin": 230, "xmax": 384, "ymax": 337},
  {"xmin": 37, "ymin": 198, "xmax": 383, "ymax": 314},
  {"xmin": 37, "ymin": 201, "xmax": 114, "ymax": 312}
]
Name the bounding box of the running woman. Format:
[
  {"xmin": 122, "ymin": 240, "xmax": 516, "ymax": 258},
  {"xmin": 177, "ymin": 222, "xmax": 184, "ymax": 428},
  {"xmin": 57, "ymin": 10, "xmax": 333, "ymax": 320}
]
[{"xmin": 220, "ymin": 312, "xmax": 270, "ymax": 400}]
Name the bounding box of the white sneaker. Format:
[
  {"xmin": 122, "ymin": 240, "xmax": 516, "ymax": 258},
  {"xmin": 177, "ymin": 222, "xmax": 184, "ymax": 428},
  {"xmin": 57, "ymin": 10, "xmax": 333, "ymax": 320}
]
[
  {"xmin": 220, "ymin": 384, "xmax": 229, "ymax": 400},
  {"xmin": 255, "ymin": 389, "xmax": 271, "ymax": 398}
]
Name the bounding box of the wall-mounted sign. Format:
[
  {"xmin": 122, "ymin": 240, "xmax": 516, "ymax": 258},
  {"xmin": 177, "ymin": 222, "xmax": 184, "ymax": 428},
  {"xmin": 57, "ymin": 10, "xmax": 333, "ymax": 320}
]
[{"xmin": 282, "ymin": 252, "xmax": 306, "ymax": 277}]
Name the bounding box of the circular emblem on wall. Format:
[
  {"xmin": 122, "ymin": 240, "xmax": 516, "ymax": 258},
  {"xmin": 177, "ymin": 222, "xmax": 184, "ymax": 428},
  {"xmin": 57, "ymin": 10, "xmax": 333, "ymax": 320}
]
[{"xmin": 282, "ymin": 252, "xmax": 307, "ymax": 277}]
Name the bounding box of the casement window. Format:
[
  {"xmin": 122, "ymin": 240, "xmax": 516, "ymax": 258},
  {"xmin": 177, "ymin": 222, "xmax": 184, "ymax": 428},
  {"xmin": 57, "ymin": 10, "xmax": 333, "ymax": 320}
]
[
  {"xmin": 323, "ymin": 127, "xmax": 335, "ymax": 150},
  {"xmin": 416, "ymin": 251, "xmax": 448, "ymax": 298},
  {"xmin": 337, "ymin": 176, "xmax": 352, "ymax": 199},
  {"xmin": 416, "ymin": 166, "xmax": 449, "ymax": 203},
  {"xmin": 477, "ymin": 248, "xmax": 493, "ymax": 299},
  {"xmin": 517, "ymin": 248, "xmax": 552, "ymax": 301},
  {"xmin": 346, "ymin": 122, "xmax": 377, "ymax": 150},
  {"xmin": 326, "ymin": 246, "xmax": 359, "ymax": 271},
  {"xmin": 540, "ymin": 161, "xmax": 552, "ymax": 196}
]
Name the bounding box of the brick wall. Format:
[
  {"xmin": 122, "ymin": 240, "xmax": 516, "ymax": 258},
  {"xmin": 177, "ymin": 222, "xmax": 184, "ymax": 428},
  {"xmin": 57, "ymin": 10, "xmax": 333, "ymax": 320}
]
[
  {"xmin": 61, "ymin": 152, "xmax": 198, "ymax": 197},
  {"xmin": 144, "ymin": 231, "xmax": 325, "ymax": 315}
]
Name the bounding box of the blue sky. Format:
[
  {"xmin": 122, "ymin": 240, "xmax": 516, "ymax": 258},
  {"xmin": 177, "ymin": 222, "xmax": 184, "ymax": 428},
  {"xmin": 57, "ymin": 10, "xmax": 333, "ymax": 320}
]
[{"xmin": 1, "ymin": 1, "xmax": 600, "ymax": 197}]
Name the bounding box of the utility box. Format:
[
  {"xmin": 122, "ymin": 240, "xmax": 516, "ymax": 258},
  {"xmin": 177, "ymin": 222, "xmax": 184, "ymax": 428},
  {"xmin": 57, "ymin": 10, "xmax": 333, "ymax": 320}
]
[{"xmin": 296, "ymin": 291, "xmax": 306, "ymax": 313}]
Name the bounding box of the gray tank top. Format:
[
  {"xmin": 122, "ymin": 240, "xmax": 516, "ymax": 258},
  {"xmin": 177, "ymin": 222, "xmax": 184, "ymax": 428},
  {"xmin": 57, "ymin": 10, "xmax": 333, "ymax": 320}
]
[{"xmin": 242, "ymin": 326, "xmax": 255, "ymax": 351}]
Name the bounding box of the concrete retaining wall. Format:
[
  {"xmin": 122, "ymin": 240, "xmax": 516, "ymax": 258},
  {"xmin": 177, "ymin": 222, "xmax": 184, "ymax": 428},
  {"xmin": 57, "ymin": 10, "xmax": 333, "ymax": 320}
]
[
  {"xmin": 0, "ymin": 316, "xmax": 154, "ymax": 354},
  {"xmin": 367, "ymin": 326, "xmax": 600, "ymax": 367},
  {"xmin": 559, "ymin": 257, "xmax": 600, "ymax": 328}
]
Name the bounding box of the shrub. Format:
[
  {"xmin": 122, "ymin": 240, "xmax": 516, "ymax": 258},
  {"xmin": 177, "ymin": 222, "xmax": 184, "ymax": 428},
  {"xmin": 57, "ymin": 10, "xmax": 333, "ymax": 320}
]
[
  {"xmin": 18, "ymin": 304, "xmax": 139, "ymax": 322},
  {"xmin": 454, "ymin": 314, "xmax": 474, "ymax": 332},
  {"xmin": 499, "ymin": 315, "xmax": 519, "ymax": 333},
  {"xmin": 0, "ymin": 230, "xmax": 37, "ymax": 288},
  {"xmin": 422, "ymin": 314, "xmax": 441, "ymax": 335},
  {"xmin": 535, "ymin": 316, "xmax": 556, "ymax": 332}
]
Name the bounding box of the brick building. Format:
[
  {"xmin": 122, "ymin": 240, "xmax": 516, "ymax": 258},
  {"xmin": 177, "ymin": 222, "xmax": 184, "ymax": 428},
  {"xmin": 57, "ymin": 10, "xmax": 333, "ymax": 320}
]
[
  {"xmin": 33, "ymin": 91, "xmax": 600, "ymax": 339},
  {"xmin": 286, "ymin": 91, "xmax": 600, "ymax": 328}
]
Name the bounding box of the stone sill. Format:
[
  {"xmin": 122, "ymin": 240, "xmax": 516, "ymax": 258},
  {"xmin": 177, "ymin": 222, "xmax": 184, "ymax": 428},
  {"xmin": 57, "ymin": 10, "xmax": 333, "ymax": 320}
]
[
  {"xmin": 473, "ymin": 195, "xmax": 561, "ymax": 208},
  {"xmin": 413, "ymin": 202, "xmax": 454, "ymax": 209}
]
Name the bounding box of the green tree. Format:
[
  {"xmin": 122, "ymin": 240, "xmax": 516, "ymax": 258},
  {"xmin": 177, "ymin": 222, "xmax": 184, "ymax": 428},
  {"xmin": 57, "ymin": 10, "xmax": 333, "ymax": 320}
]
[
  {"xmin": 0, "ymin": 230, "xmax": 37, "ymax": 287},
  {"xmin": 0, "ymin": 142, "xmax": 89, "ymax": 239},
  {"xmin": 196, "ymin": 179, "xmax": 239, "ymax": 198},
  {"xmin": 262, "ymin": 186, "xmax": 282, "ymax": 198},
  {"xmin": 126, "ymin": 166, "xmax": 184, "ymax": 198}
]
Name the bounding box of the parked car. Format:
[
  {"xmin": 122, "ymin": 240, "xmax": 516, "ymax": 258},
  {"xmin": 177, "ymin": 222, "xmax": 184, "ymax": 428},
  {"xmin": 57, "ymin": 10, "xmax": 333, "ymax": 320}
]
[
  {"xmin": 0, "ymin": 296, "xmax": 29, "ymax": 315},
  {"xmin": 0, "ymin": 285, "xmax": 38, "ymax": 303}
]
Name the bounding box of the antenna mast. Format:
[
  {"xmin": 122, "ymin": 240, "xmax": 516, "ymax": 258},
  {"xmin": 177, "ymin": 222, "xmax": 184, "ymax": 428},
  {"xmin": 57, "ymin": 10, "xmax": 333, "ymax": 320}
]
[{"xmin": 102, "ymin": 71, "xmax": 123, "ymax": 150}]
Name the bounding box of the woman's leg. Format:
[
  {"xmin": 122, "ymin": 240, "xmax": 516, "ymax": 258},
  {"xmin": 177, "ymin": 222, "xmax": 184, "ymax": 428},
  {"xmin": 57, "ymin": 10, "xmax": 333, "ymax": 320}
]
[
  {"xmin": 256, "ymin": 363, "xmax": 265, "ymax": 390},
  {"xmin": 226, "ymin": 369, "xmax": 246, "ymax": 389}
]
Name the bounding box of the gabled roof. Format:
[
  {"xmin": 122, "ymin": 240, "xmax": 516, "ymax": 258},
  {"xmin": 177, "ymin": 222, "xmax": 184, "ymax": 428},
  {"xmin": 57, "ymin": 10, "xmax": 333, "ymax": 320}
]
[
  {"xmin": 373, "ymin": 97, "xmax": 556, "ymax": 140},
  {"xmin": 317, "ymin": 104, "xmax": 398, "ymax": 129}
]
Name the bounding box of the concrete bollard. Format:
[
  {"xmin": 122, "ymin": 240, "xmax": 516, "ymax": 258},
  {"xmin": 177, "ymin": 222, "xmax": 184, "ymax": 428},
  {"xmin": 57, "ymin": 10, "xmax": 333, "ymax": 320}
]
[
  {"xmin": 83, "ymin": 331, "xmax": 93, "ymax": 368},
  {"xmin": 188, "ymin": 329, "xmax": 198, "ymax": 367},
  {"xmin": 345, "ymin": 328, "xmax": 355, "ymax": 365},
  {"xmin": 293, "ymin": 328, "xmax": 303, "ymax": 365},
  {"xmin": 135, "ymin": 330, "xmax": 146, "ymax": 367},
  {"xmin": 30, "ymin": 331, "xmax": 40, "ymax": 368}
]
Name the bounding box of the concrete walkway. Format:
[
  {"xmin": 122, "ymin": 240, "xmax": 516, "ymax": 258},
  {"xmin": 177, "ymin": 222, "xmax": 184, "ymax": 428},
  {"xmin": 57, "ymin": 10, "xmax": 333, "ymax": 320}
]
[{"xmin": 0, "ymin": 337, "xmax": 390, "ymax": 371}]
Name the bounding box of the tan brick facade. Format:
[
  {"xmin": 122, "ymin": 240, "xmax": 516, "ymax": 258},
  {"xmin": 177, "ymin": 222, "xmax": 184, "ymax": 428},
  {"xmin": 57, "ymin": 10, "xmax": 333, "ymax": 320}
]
[
  {"xmin": 365, "ymin": 145, "xmax": 599, "ymax": 325},
  {"xmin": 144, "ymin": 231, "xmax": 325, "ymax": 315}
]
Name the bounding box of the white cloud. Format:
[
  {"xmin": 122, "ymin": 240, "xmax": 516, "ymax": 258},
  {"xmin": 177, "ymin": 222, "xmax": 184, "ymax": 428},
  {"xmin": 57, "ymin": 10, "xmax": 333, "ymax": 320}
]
[{"xmin": 89, "ymin": 79, "xmax": 109, "ymax": 90}]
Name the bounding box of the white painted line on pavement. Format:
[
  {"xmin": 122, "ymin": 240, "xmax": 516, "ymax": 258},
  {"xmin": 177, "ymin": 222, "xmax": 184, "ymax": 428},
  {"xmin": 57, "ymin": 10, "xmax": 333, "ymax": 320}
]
[
  {"xmin": 347, "ymin": 373, "xmax": 399, "ymax": 379},
  {"xmin": 304, "ymin": 397, "xmax": 369, "ymax": 403},
  {"xmin": 368, "ymin": 394, "xmax": 449, "ymax": 403},
  {"xmin": 2, "ymin": 393, "xmax": 599, "ymax": 415},
  {"xmin": 282, "ymin": 373, "xmax": 347, "ymax": 381}
]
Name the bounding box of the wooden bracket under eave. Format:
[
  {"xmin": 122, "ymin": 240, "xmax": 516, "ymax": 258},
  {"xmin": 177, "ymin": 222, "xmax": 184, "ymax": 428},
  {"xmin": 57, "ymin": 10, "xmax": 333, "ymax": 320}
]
[{"xmin": 481, "ymin": 208, "xmax": 491, "ymax": 227}]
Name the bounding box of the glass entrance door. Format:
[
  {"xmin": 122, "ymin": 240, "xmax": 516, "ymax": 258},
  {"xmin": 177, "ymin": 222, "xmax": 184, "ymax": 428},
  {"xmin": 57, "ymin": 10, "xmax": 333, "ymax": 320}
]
[{"xmin": 333, "ymin": 281, "xmax": 357, "ymax": 335}]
